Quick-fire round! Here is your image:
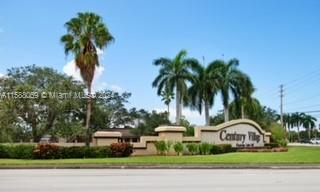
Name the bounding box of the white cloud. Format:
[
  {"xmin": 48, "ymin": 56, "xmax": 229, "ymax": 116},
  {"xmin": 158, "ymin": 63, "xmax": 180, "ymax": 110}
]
[
  {"xmin": 62, "ymin": 48, "xmax": 124, "ymax": 93},
  {"xmin": 154, "ymin": 107, "xmax": 205, "ymax": 125},
  {"xmin": 63, "ymin": 48, "xmax": 105, "ymax": 82},
  {"xmin": 0, "ymin": 73, "xmax": 3, "ymax": 77},
  {"xmin": 95, "ymin": 82, "xmax": 124, "ymax": 92}
]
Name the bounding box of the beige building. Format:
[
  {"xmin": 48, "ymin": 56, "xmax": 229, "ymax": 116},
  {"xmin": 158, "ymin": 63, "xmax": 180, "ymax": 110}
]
[{"xmin": 93, "ymin": 119, "xmax": 271, "ymax": 156}]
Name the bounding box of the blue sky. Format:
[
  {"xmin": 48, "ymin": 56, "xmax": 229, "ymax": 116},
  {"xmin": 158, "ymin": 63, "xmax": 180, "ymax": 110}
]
[{"xmin": 1, "ymin": 0, "xmax": 320, "ymax": 125}]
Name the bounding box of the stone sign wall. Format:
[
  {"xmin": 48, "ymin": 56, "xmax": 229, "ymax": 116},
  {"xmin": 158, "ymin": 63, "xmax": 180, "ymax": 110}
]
[
  {"xmin": 195, "ymin": 120, "xmax": 271, "ymax": 147},
  {"xmin": 93, "ymin": 119, "xmax": 271, "ymax": 155}
]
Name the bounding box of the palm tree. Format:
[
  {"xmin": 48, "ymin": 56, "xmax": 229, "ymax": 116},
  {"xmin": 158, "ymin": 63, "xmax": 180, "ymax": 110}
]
[
  {"xmin": 233, "ymin": 72, "xmax": 254, "ymax": 119},
  {"xmin": 61, "ymin": 12, "xmax": 114, "ymax": 146},
  {"xmin": 188, "ymin": 63, "xmax": 218, "ymax": 125},
  {"xmin": 211, "ymin": 59, "xmax": 246, "ymax": 122},
  {"xmin": 160, "ymin": 87, "xmax": 174, "ymax": 118},
  {"xmin": 302, "ymin": 114, "xmax": 316, "ymax": 140},
  {"xmin": 152, "ymin": 50, "xmax": 198, "ymax": 125},
  {"xmin": 291, "ymin": 112, "xmax": 304, "ymax": 142}
]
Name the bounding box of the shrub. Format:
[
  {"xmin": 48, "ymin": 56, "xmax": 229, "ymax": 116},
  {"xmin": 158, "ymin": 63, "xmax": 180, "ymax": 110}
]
[
  {"xmin": 264, "ymin": 143, "xmax": 279, "ymax": 149},
  {"xmin": 270, "ymin": 123, "xmax": 288, "ymax": 146},
  {"xmin": 219, "ymin": 144, "xmax": 233, "ymax": 153},
  {"xmin": 0, "ymin": 144, "xmax": 12, "ymax": 158},
  {"xmin": 186, "ymin": 143, "xmax": 198, "ymax": 155},
  {"xmin": 210, "ymin": 144, "xmax": 222, "ymax": 154},
  {"xmin": 59, "ymin": 146, "xmax": 85, "ymax": 159},
  {"xmin": 34, "ymin": 144, "xmax": 60, "ymax": 159},
  {"xmin": 165, "ymin": 141, "xmax": 173, "ymax": 155},
  {"xmin": 110, "ymin": 143, "xmax": 133, "ymax": 157},
  {"xmin": 199, "ymin": 143, "xmax": 212, "ymax": 155},
  {"xmin": 12, "ymin": 144, "xmax": 35, "ymax": 159},
  {"xmin": 84, "ymin": 146, "xmax": 111, "ymax": 158},
  {"xmin": 173, "ymin": 142, "xmax": 184, "ymax": 156},
  {"xmin": 154, "ymin": 140, "xmax": 167, "ymax": 155},
  {"xmin": 210, "ymin": 144, "xmax": 234, "ymax": 155}
]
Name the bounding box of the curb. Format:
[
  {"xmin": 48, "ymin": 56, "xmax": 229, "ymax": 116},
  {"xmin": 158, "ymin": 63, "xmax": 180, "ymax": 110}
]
[{"xmin": 1, "ymin": 164, "xmax": 320, "ymax": 169}]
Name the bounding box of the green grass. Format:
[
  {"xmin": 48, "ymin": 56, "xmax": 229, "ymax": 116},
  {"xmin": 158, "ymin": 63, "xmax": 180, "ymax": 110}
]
[{"xmin": 0, "ymin": 147, "xmax": 320, "ymax": 166}]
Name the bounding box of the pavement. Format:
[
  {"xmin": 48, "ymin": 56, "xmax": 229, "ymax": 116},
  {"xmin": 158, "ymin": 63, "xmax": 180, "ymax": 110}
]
[{"xmin": 1, "ymin": 169, "xmax": 320, "ymax": 192}]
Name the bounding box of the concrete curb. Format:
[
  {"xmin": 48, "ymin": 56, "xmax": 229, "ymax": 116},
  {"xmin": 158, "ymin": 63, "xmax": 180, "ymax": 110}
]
[{"xmin": 1, "ymin": 164, "xmax": 320, "ymax": 169}]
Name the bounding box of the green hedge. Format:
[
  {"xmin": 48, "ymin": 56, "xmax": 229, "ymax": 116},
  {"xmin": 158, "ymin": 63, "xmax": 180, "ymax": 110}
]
[{"xmin": 0, "ymin": 144, "xmax": 112, "ymax": 159}]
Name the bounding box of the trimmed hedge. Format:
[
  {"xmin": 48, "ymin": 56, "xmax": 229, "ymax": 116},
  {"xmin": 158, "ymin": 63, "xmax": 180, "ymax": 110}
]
[
  {"xmin": 110, "ymin": 143, "xmax": 133, "ymax": 157},
  {"xmin": 0, "ymin": 144, "xmax": 112, "ymax": 159}
]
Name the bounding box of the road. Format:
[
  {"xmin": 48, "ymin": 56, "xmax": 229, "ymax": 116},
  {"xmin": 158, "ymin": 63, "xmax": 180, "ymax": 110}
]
[{"xmin": 0, "ymin": 169, "xmax": 320, "ymax": 192}]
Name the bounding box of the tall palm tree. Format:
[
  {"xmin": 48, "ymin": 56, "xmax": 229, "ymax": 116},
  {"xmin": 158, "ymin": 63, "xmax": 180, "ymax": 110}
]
[
  {"xmin": 152, "ymin": 50, "xmax": 198, "ymax": 125},
  {"xmin": 211, "ymin": 59, "xmax": 245, "ymax": 122},
  {"xmin": 302, "ymin": 114, "xmax": 316, "ymax": 140},
  {"xmin": 61, "ymin": 12, "xmax": 114, "ymax": 146},
  {"xmin": 188, "ymin": 63, "xmax": 218, "ymax": 125},
  {"xmin": 160, "ymin": 87, "xmax": 174, "ymax": 118},
  {"xmin": 291, "ymin": 112, "xmax": 304, "ymax": 142},
  {"xmin": 233, "ymin": 72, "xmax": 254, "ymax": 119}
]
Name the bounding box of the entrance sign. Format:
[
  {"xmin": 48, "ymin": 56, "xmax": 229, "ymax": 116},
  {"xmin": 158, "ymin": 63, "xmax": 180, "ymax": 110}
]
[
  {"xmin": 93, "ymin": 119, "xmax": 271, "ymax": 155},
  {"xmin": 195, "ymin": 119, "xmax": 271, "ymax": 147}
]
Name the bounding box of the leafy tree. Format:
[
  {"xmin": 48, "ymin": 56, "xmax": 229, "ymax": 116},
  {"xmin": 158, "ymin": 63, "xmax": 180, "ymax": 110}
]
[
  {"xmin": 61, "ymin": 12, "xmax": 114, "ymax": 146},
  {"xmin": 0, "ymin": 65, "xmax": 85, "ymax": 142},
  {"xmin": 131, "ymin": 111, "xmax": 171, "ymax": 136},
  {"xmin": 152, "ymin": 50, "xmax": 198, "ymax": 125},
  {"xmin": 91, "ymin": 90, "xmax": 132, "ymax": 131}
]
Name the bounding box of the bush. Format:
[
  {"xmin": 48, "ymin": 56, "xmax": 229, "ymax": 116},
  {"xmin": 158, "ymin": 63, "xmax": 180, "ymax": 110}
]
[
  {"xmin": 12, "ymin": 144, "xmax": 35, "ymax": 159},
  {"xmin": 210, "ymin": 144, "xmax": 234, "ymax": 155},
  {"xmin": 173, "ymin": 142, "xmax": 184, "ymax": 156},
  {"xmin": 270, "ymin": 123, "xmax": 288, "ymax": 146},
  {"xmin": 84, "ymin": 146, "xmax": 111, "ymax": 158},
  {"xmin": 154, "ymin": 140, "xmax": 167, "ymax": 155},
  {"xmin": 34, "ymin": 144, "xmax": 60, "ymax": 159},
  {"xmin": 219, "ymin": 144, "xmax": 233, "ymax": 153},
  {"xmin": 186, "ymin": 143, "xmax": 198, "ymax": 155},
  {"xmin": 59, "ymin": 146, "xmax": 85, "ymax": 159},
  {"xmin": 0, "ymin": 144, "xmax": 12, "ymax": 158},
  {"xmin": 165, "ymin": 141, "xmax": 173, "ymax": 155},
  {"xmin": 264, "ymin": 143, "xmax": 279, "ymax": 149},
  {"xmin": 110, "ymin": 143, "xmax": 133, "ymax": 157},
  {"xmin": 211, "ymin": 144, "xmax": 223, "ymax": 154},
  {"xmin": 199, "ymin": 143, "xmax": 212, "ymax": 155}
]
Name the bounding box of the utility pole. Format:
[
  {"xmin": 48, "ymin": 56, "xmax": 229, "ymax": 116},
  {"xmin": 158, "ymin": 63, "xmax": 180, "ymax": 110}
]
[{"xmin": 280, "ymin": 84, "xmax": 284, "ymax": 127}]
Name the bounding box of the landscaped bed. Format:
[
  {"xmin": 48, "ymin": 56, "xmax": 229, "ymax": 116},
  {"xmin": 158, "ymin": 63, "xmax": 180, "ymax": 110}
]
[{"xmin": 0, "ymin": 147, "xmax": 319, "ymax": 167}]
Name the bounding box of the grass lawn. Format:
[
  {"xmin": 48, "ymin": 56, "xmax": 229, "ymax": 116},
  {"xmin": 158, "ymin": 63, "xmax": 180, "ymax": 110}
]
[{"xmin": 0, "ymin": 147, "xmax": 320, "ymax": 167}]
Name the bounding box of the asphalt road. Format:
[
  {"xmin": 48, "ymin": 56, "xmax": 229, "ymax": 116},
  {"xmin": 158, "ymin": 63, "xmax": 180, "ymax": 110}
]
[{"xmin": 1, "ymin": 169, "xmax": 320, "ymax": 192}]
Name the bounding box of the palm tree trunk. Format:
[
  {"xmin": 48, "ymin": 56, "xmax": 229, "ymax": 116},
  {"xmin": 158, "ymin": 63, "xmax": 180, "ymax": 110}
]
[
  {"xmin": 85, "ymin": 83, "xmax": 92, "ymax": 147},
  {"xmin": 176, "ymin": 86, "xmax": 181, "ymax": 125},
  {"xmin": 224, "ymin": 104, "xmax": 229, "ymax": 122},
  {"xmin": 204, "ymin": 101, "xmax": 210, "ymax": 126},
  {"xmin": 297, "ymin": 126, "xmax": 300, "ymax": 142},
  {"xmin": 241, "ymin": 105, "xmax": 245, "ymax": 119},
  {"xmin": 167, "ymin": 103, "xmax": 170, "ymax": 119}
]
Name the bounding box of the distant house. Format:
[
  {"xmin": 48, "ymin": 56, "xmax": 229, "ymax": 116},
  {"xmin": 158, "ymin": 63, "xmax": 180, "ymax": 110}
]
[{"xmin": 99, "ymin": 128, "xmax": 140, "ymax": 143}]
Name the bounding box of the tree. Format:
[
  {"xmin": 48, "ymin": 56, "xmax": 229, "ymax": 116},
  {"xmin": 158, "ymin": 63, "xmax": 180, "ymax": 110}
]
[
  {"xmin": 131, "ymin": 111, "xmax": 171, "ymax": 136},
  {"xmin": 233, "ymin": 72, "xmax": 255, "ymax": 119},
  {"xmin": 152, "ymin": 50, "xmax": 198, "ymax": 125},
  {"xmin": 302, "ymin": 114, "xmax": 316, "ymax": 140},
  {"xmin": 210, "ymin": 59, "xmax": 247, "ymax": 122},
  {"xmin": 61, "ymin": 12, "xmax": 114, "ymax": 146},
  {"xmin": 0, "ymin": 65, "xmax": 85, "ymax": 142},
  {"xmin": 160, "ymin": 87, "xmax": 174, "ymax": 118},
  {"xmin": 187, "ymin": 62, "xmax": 218, "ymax": 125},
  {"xmin": 291, "ymin": 112, "xmax": 303, "ymax": 141}
]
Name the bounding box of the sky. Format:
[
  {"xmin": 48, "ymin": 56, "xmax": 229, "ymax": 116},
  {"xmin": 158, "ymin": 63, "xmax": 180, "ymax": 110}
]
[{"xmin": 1, "ymin": 0, "xmax": 320, "ymax": 125}]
